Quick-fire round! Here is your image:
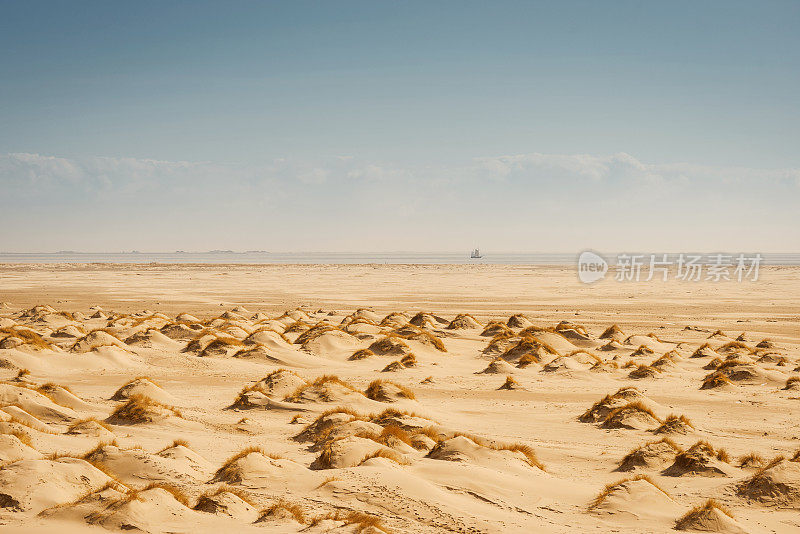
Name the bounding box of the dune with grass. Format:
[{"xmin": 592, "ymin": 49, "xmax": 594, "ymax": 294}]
[{"xmin": 0, "ymin": 263, "xmax": 797, "ymax": 533}]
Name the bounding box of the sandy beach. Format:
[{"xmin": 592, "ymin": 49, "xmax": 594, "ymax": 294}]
[{"xmin": 0, "ymin": 263, "xmax": 798, "ymax": 533}]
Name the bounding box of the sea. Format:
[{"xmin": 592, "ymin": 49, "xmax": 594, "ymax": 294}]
[{"xmin": 0, "ymin": 252, "xmax": 799, "ymax": 265}]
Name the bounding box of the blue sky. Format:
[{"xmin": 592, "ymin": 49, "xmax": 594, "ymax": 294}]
[{"xmin": 1, "ymin": 1, "xmax": 798, "ymax": 252}]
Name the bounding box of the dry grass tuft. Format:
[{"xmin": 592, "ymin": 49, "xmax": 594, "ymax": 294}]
[
  {"xmin": 359, "ymin": 448, "xmax": 409, "ymax": 466},
  {"xmin": 284, "ymin": 374, "xmax": 362, "ymax": 402},
  {"xmin": 365, "ymin": 379, "xmax": 416, "ymax": 401},
  {"xmin": 498, "ymin": 375, "xmax": 520, "ymax": 390},
  {"xmin": 194, "ymin": 485, "xmax": 259, "ymax": 510},
  {"xmin": 0, "ymin": 327, "xmax": 53, "ymax": 350},
  {"xmin": 701, "ymin": 372, "xmax": 734, "ymax": 389},
  {"xmin": 308, "ymin": 510, "xmax": 391, "ymax": 532},
  {"xmin": 628, "ymin": 364, "xmax": 661, "ymax": 379},
  {"xmin": 738, "ymin": 452, "xmax": 765, "ymax": 468},
  {"xmin": 107, "ymin": 394, "xmax": 181, "ymax": 424},
  {"xmin": 784, "ymin": 376, "xmax": 800, "ymax": 389},
  {"xmin": 258, "ymin": 499, "xmax": 307, "ymax": 523},
  {"xmin": 516, "ymin": 352, "xmax": 541, "ymax": 368},
  {"xmin": 349, "ymin": 348, "xmax": 375, "ymax": 361},
  {"xmin": 599, "ymin": 324, "xmax": 623, "ymax": 339},
  {"xmin": 654, "ymin": 414, "xmax": 695, "ymax": 433},
  {"xmin": 315, "ymin": 475, "xmax": 341, "ymax": 489},
  {"xmin": 690, "ymin": 343, "xmax": 714, "ymax": 358},
  {"xmin": 604, "ymin": 401, "xmax": 661, "ymax": 423},
  {"xmin": 495, "ymin": 442, "xmax": 545, "ymax": 470},
  {"xmin": 158, "ymin": 439, "xmax": 190, "ymax": 452},
  {"xmin": 717, "ymin": 340, "xmax": 753, "ymax": 353}
]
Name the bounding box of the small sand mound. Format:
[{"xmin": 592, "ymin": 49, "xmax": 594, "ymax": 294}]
[
  {"xmin": 654, "ymin": 414, "xmax": 695, "ymax": 435},
  {"xmin": 85, "ymin": 443, "xmax": 213, "ymax": 486},
  {"xmin": 1, "ymin": 327, "xmax": 55, "ymax": 351},
  {"xmin": 617, "ymin": 438, "xmax": 682, "ymax": 472},
  {"xmin": 426, "ymin": 435, "xmax": 544, "ymax": 470},
  {"xmin": 0, "ymin": 457, "xmax": 111, "ymax": 515},
  {"xmin": 0, "ymin": 433, "xmax": 40, "ymax": 463},
  {"xmin": 579, "ymin": 387, "xmax": 646, "ymax": 423},
  {"xmin": 480, "ymin": 358, "xmax": 516, "ymax": 374},
  {"xmin": 708, "ymin": 361, "xmax": 775, "ymax": 384},
  {"xmin": 601, "ymin": 402, "xmax": 661, "ymax": 430},
  {"xmin": 481, "ymin": 322, "xmax": 513, "ymax": 337},
  {"xmin": 85, "ymin": 486, "xmax": 198, "ymax": 531},
  {"xmin": 503, "ymin": 338, "xmax": 558, "ymax": 362},
  {"xmin": 66, "ymin": 418, "xmax": 116, "ymax": 440},
  {"xmin": 446, "ymin": 314, "xmax": 481, "ymax": 330},
  {"xmin": 691, "ymin": 344, "xmax": 719, "ymax": 359},
  {"xmin": 675, "ymin": 499, "xmax": 746, "ymax": 533},
  {"xmin": 51, "ymin": 325, "xmax": 84, "ymax": 338},
  {"xmin": 379, "ymin": 312, "xmax": 410, "ymax": 328},
  {"xmin": 294, "ymin": 324, "xmax": 341, "ymax": 345},
  {"xmin": 70, "ymin": 330, "xmax": 127, "ymax": 353},
  {"xmin": 301, "ymin": 329, "xmax": 360, "ymax": 356},
  {"xmin": 311, "ymin": 419, "xmax": 384, "ymax": 450},
  {"xmin": 284, "ymin": 375, "xmax": 365, "ymax": 404},
  {"xmin": 589, "ymin": 475, "xmax": 680, "ymax": 520},
  {"xmin": 371, "ymin": 408, "xmax": 437, "ymax": 432},
  {"xmin": 736, "ymin": 457, "xmax": 800, "ymax": 505},
  {"xmin": 364, "ymin": 380, "xmax": 415, "ymax": 402},
  {"xmin": 193, "ymin": 487, "xmax": 259, "ymax": 521},
  {"xmin": 409, "ymin": 312, "xmax": 448, "ymax": 328},
  {"xmin": 159, "ymin": 323, "xmax": 203, "ymax": 340},
  {"xmin": 349, "ymin": 348, "xmax": 374, "ymax": 360},
  {"xmin": 701, "ymin": 372, "xmax": 735, "ymax": 390},
  {"xmin": 312, "ymin": 436, "xmax": 400, "ymax": 469},
  {"xmin": 599, "ymin": 324, "xmax": 625, "ymax": 339},
  {"xmin": 628, "ymin": 364, "xmax": 661, "ymax": 379},
  {"xmin": 784, "ymin": 376, "xmax": 800, "ymax": 391},
  {"xmin": 0, "ymin": 383, "xmax": 78, "ymax": 423},
  {"xmin": 599, "ymin": 340, "xmax": 625, "ymax": 351},
  {"xmin": 213, "ymin": 448, "xmax": 304, "ymax": 483},
  {"xmin": 498, "ymin": 376, "xmax": 521, "ymax": 390},
  {"xmin": 663, "ymin": 441, "xmax": 732, "ymax": 477},
  {"xmin": 368, "ymin": 336, "xmax": 411, "ymax": 356},
  {"xmin": 123, "ymin": 329, "xmax": 175, "ymax": 348},
  {"xmin": 381, "ymin": 360, "xmax": 406, "ymax": 372},
  {"xmin": 111, "ymin": 377, "xmax": 175, "ymax": 404},
  {"xmin": 243, "ymin": 328, "xmax": 289, "ymax": 347},
  {"xmin": 506, "ymin": 314, "xmax": 533, "ymax": 328},
  {"xmin": 400, "ymin": 329, "xmax": 447, "ymax": 352},
  {"xmin": 106, "ymin": 394, "xmax": 182, "ymax": 425},
  {"xmin": 198, "ymin": 336, "xmax": 243, "ymax": 357},
  {"xmin": 252, "ymin": 369, "xmax": 308, "ymax": 398},
  {"xmin": 256, "ymin": 499, "xmax": 307, "ymax": 525},
  {"xmin": 756, "ymin": 339, "xmax": 775, "ymax": 349},
  {"xmin": 294, "ymin": 408, "xmax": 362, "ymax": 443}
]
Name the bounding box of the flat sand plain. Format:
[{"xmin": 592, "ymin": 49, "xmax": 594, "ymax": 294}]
[{"xmin": 0, "ymin": 263, "xmax": 798, "ymax": 533}]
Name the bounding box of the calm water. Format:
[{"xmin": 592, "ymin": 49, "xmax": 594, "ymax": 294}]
[{"xmin": 0, "ymin": 252, "xmax": 799, "ymax": 265}]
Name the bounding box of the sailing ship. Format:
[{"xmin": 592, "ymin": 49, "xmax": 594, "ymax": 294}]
[{"xmin": 470, "ymin": 248, "xmax": 482, "ymax": 259}]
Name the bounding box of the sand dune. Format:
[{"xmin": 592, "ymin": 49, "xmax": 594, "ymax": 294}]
[{"xmin": 0, "ymin": 264, "xmax": 798, "ymax": 533}]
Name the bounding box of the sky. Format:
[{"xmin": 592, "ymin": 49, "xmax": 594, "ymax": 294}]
[{"xmin": 1, "ymin": 0, "xmax": 798, "ymax": 253}]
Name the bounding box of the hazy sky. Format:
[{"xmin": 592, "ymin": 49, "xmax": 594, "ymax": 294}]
[{"xmin": 1, "ymin": 1, "xmax": 798, "ymax": 253}]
